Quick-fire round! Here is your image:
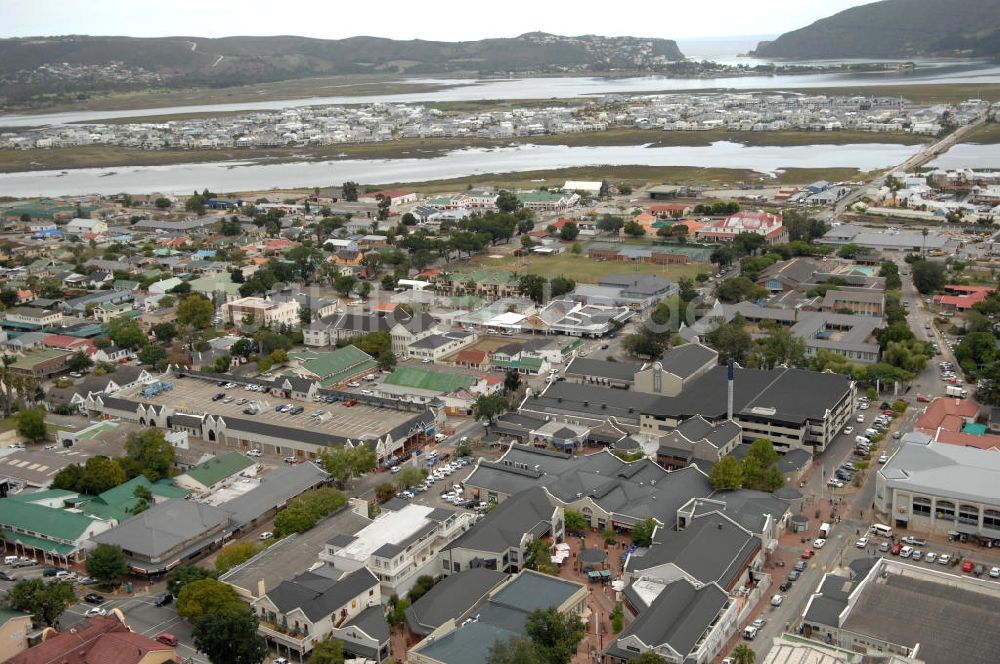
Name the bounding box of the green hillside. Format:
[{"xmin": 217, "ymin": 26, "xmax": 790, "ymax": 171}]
[{"xmin": 752, "ymin": 0, "xmax": 1000, "ymax": 59}]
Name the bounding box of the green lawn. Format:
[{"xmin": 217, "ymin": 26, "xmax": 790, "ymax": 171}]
[{"xmin": 465, "ymin": 252, "xmax": 711, "ymax": 285}]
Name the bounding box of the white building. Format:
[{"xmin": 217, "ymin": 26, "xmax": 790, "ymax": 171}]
[{"xmin": 223, "ymin": 296, "xmax": 301, "ymax": 328}]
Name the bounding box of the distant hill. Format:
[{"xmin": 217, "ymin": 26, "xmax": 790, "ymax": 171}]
[
  {"xmin": 0, "ymin": 32, "xmax": 683, "ymax": 91},
  {"xmin": 752, "ymin": 0, "xmax": 1000, "ymax": 59}
]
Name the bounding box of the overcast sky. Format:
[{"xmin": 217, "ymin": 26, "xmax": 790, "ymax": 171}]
[{"xmin": 3, "ymin": 0, "xmax": 879, "ymax": 41}]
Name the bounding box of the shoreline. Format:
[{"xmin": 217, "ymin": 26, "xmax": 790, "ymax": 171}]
[{"xmin": 0, "ymin": 129, "xmax": 930, "ymax": 174}]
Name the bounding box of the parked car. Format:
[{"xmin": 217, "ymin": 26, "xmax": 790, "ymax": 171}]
[
  {"xmin": 856, "ymin": 537, "xmax": 869, "ymax": 548},
  {"xmin": 962, "ymin": 559, "xmax": 975, "ymax": 573},
  {"xmin": 990, "ymin": 566, "xmax": 1000, "ymax": 578},
  {"xmin": 925, "ymin": 552, "xmax": 937, "ymax": 563},
  {"xmin": 911, "ymin": 550, "xmax": 923, "ymax": 561},
  {"xmin": 154, "ymin": 593, "xmax": 173, "ymax": 607},
  {"xmin": 787, "ymin": 570, "xmax": 801, "ymax": 581},
  {"xmin": 842, "ymin": 426, "xmax": 854, "ymax": 435},
  {"xmin": 801, "ymin": 549, "xmax": 815, "ymax": 559},
  {"xmin": 779, "ymin": 581, "xmax": 793, "ymax": 592},
  {"xmin": 83, "ymin": 593, "xmax": 105, "ymax": 604},
  {"xmin": 890, "ymin": 542, "xmax": 903, "ymax": 555},
  {"xmin": 155, "ymin": 633, "xmax": 178, "ymax": 647},
  {"xmin": 938, "ymin": 554, "xmax": 952, "ymax": 565},
  {"xmin": 212, "ymin": 393, "xmax": 225, "ymax": 401},
  {"xmin": 85, "ymin": 607, "xmax": 106, "ymax": 617},
  {"xmin": 259, "ymin": 531, "xmax": 273, "ymax": 541},
  {"xmin": 770, "ymin": 594, "xmax": 784, "ymax": 607},
  {"xmin": 283, "ymin": 456, "xmax": 298, "ymax": 464},
  {"xmin": 247, "ymin": 449, "xmax": 262, "ymax": 457},
  {"xmin": 289, "ymin": 406, "xmax": 304, "ymax": 415},
  {"xmin": 794, "ymin": 561, "xmax": 806, "ymax": 572},
  {"xmin": 901, "ymin": 536, "xmax": 926, "ymax": 546}
]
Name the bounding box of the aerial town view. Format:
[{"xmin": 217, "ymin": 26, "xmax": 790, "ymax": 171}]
[{"xmin": 0, "ymin": 1, "xmax": 999, "ymax": 663}]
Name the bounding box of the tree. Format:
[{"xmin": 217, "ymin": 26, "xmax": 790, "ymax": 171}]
[
  {"xmin": 710, "ymin": 245, "xmax": 735, "ymax": 267},
  {"xmin": 15, "ymin": 407, "xmax": 46, "ymax": 442},
  {"xmin": 706, "ymin": 316, "xmax": 753, "ymax": 365},
  {"xmin": 525, "ymin": 606, "xmax": 585, "ymax": 664},
  {"xmin": 709, "ymin": 455, "xmax": 744, "ymax": 490},
  {"xmin": 911, "ymin": 259, "xmax": 946, "ymax": 294},
  {"xmin": 559, "ymin": 222, "xmax": 579, "ymax": 241},
  {"xmin": 341, "ymin": 181, "xmax": 359, "ymax": 202},
  {"xmin": 319, "ymin": 446, "xmax": 377, "ymax": 487},
  {"xmin": 6, "ymin": 578, "xmax": 76, "ymax": 626},
  {"xmin": 408, "ymin": 575, "xmax": 438, "ymax": 603},
  {"xmin": 273, "ymin": 487, "xmax": 347, "ymax": 536},
  {"xmin": 473, "ymin": 393, "xmax": 510, "ymax": 424},
  {"xmin": 375, "ymin": 194, "xmax": 391, "ymax": 221},
  {"xmin": 309, "ymin": 639, "xmax": 345, "ymax": 664},
  {"xmin": 132, "ymin": 484, "xmax": 152, "ymax": 514},
  {"xmin": 622, "ymin": 328, "xmax": 667, "ymax": 359},
  {"xmin": 747, "ymin": 438, "xmax": 779, "ymax": 468},
  {"xmin": 107, "ymin": 317, "xmax": 147, "ymax": 349},
  {"xmin": 220, "ymin": 218, "xmax": 241, "ymax": 236},
  {"xmin": 716, "ymin": 277, "xmax": 767, "ymax": 303},
  {"xmin": 154, "ymin": 197, "xmax": 172, "ymax": 209},
  {"xmin": 504, "ymin": 370, "xmax": 522, "ymax": 394},
  {"xmin": 487, "ymin": 636, "xmax": 542, "ymax": 664},
  {"xmin": 396, "ymin": 466, "xmax": 427, "ymax": 489},
  {"xmin": 215, "ymin": 541, "xmax": 261, "ymax": 573},
  {"xmin": 678, "ymin": 277, "xmax": 698, "ymax": 303},
  {"xmin": 186, "ymin": 194, "xmax": 207, "ymax": 216},
  {"xmin": 192, "ymin": 609, "xmax": 267, "ymax": 664},
  {"xmin": 177, "ymin": 579, "xmax": 246, "ymax": 622},
  {"xmin": 167, "ymin": 565, "xmax": 218, "ymax": 595},
  {"xmin": 77, "ymin": 456, "xmax": 126, "ymax": 494},
  {"xmin": 732, "ymin": 232, "xmax": 767, "ymax": 257},
  {"xmin": 631, "ymin": 518, "xmax": 657, "ymax": 547},
  {"xmin": 85, "ymin": 544, "xmax": 128, "ymax": 585},
  {"xmin": 753, "ymin": 324, "xmax": 806, "ymax": 369},
  {"xmin": 169, "ymin": 281, "xmax": 192, "ymax": 295},
  {"xmin": 137, "ymin": 344, "xmax": 168, "ymax": 369},
  {"xmin": 495, "ymin": 190, "xmax": 522, "ymax": 214},
  {"xmin": 732, "ymin": 643, "xmax": 756, "ymax": 664},
  {"xmin": 68, "ymin": 350, "xmax": 94, "ymax": 373},
  {"xmin": 375, "ymin": 482, "xmax": 397, "ymax": 503},
  {"xmin": 623, "ymin": 220, "xmax": 646, "ymax": 237},
  {"xmin": 564, "ymin": 509, "xmax": 588, "ymax": 532},
  {"xmin": 177, "ymin": 293, "xmax": 215, "ymax": 330},
  {"xmin": 597, "ymin": 214, "xmax": 624, "ymax": 234},
  {"xmin": 124, "ymin": 429, "xmax": 175, "ymax": 482},
  {"xmin": 334, "ymin": 275, "xmax": 357, "ymax": 297},
  {"xmin": 879, "ymin": 260, "xmax": 902, "ymax": 290}
]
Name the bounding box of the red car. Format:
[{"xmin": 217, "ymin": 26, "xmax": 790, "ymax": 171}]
[
  {"xmin": 801, "ymin": 549, "xmax": 815, "ymax": 559},
  {"xmin": 881, "ymin": 410, "xmax": 896, "ymax": 416},
  {"xmin": 916, "ymin": 395, "xmax": 931, "ymax": 403},
  {"xmin": 891, "ymin": 542, "xmax": 903, "ymax": 555},
  {"xmin": 962, "ymin": 559, "xmax": 975, "ymax": 573}
]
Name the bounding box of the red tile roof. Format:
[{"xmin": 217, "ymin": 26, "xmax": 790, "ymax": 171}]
[
  {"xmin": 455, "ymin": 349, "xmax": 487, "ymax": 365},
  {"xmin": 8, "ymin": 615, "xmax": 173, "ymax": 664},
  {"xmin": 933, "ymin": 285, "xmax": 995, "ymax": 310},
  {"xmin": 915, "ymin": 397, "xmax": 980, "ymax": 431}
]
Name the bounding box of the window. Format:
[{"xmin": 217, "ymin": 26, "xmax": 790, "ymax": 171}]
[
  {"xmin": 984, "ymin": 509, "xmax": 1000, "ymax": 529},
  {"xmin": 453, "ymin": 563, "xmax": 460, "ymax": 572},
  {"xmin": 912, "ymin": 497, "xmax": 931, "ymax": 516},
  {"xmin": 442, "ymin": 560, "xmax": 450, "ymax": 571},
  {"xmin": 959, "ymin": 504, "xmax": 980, "ymax": 526},
  {"xmin": 936, "ymin": 500, "xmax": 955, "ymax": 521}
]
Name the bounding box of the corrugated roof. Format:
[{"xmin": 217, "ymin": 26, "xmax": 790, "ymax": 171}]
[
  {"xmin": 182, "ymin": 452, "xmax": 255, "ymax": 489},
  {"xmin": 0, "ymin": 500, "xmax": 100, "ymax": 541}
]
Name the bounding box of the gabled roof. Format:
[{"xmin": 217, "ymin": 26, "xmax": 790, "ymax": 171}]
[
  {"xmin": 565, "ymin": 357, "xmax": 642, "ymax": 382},
  {"xmin": 264, "ymin": 566, "xmax": 378, "ymax": 622},
  {"xmin": 92, "ymin": 499, "xmax": 231, "ymax": 557},
  {"xmin": 181, "ymin": 451, "xmax": 255, "ymax": 489},
  {"xmin": 656, "ymin": 343, "xmax": 718, "ymax": 379},
  {"xmin": 0, "ymin": 498, "xmax": 101, "ymax": 541},
  {"xmin": 444, "ymin": 486, "xmax": 553, "ymax": 555},
  {"xmin": 405, "ymin": 568, "xmax": 508, "ymax": 636}
]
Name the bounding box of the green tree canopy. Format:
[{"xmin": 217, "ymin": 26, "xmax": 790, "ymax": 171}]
[
  {"xmin": 487, "ymin": 635, "xmax": 543, "ymax": 664},
  {"xmin": 911, "ymin": 259, "xmax": 946, "ymax": 294},
  {"xmin": 106, "ymin": 317, "xmax": 148, "ymax": 349},
  {"xmin": 177, "ymin": 293, "xmax": 215, "ymax": 329},
  {"xmin": 631, "ymin": 518, "xmax": 658, "ymax": 547},
  {"xmin": 525, "ymin": 606, "xmax": 586, "ymax": 664},
  {"xmin": 192, "ymin": 608, "xmax": 267, "ymax": 664},
  {"xmin": 123, "ymin": 429, "xmax": 175, "ymax": 481},
  {"xmin": 215, "ymin": 541, "xmax": 261, "ymax": 573},
  {"xmin": 309, "ymin": 639, "xmax": 345, "ymax": 664},
  {"xmin": 15, "ymin": 407, "xmax": 46, "ymax": 442},
  {"xmin": 709, "ymin": 455, "xmax": 744, "ymax": 490},
  {"xmin": 85, "ymin": 544, "xmax": 128, "ymax": 585},
  {"xmin": 167, "ymin": 564, "xmax": 218, "ymax": 595},
  {"xmin": 6, "ymin": 578, "xmax": 76, "ymax": 626},
  {"xmin": 473, "ymin": 393, "xmax": 510, "ymax": 424},
  {"xmin": 177, "ymin": 578, "xmax": 246, "ymax": 621}
]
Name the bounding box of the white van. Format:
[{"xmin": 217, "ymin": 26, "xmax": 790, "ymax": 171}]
[
  {"xmin": 743, "ymin": 625, "xmax": 759, "ymax": 640},
  {"xmin": 855, "ymin": 436, "xmax": 871, "ymax": 446},
  {"xmin": 871, "ymin": 523, "xmax": 893, "ymax": 538},
  {"xmin": 819, "ymin": 522, "xmax": 832, "ymax": 538},
  {"xmin": 3, "ymin": 556, "xmax": 17, "ymax": 565}
]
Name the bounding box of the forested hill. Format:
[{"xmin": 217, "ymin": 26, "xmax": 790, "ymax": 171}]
[
  {"xmin": 0, "ymin": 32, "xmax": 683, "ymax": 86},
  {"xmin": 752, "ymin": 0, "xmax": 1000, "ymax": 59}
]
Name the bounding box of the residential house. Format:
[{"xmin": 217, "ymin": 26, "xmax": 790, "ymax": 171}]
[
  {"xmin": 5, "ymin": 615, "xmax": 176, "ymax": 664},
  {"xmin": 222, "ymin": 296, "xmax": 300, "ymax": 328}
]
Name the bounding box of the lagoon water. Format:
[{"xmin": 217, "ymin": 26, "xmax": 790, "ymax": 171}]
[
  {"xmin": 1, "ymin": 60, "xmax": 998, "ymax": 128},
  {"xmin": 0, "ymin": 141, "xmax": 923, "ymax": 197}
]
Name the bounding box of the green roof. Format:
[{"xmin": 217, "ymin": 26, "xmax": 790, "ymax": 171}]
[
  {"xmin": 0, "ymin": 529, "xmax": 76, "ymax": 556},
  {"xmin": 10, "ymin": 348, "xmax": 70, "ymax": 370},
  {"xmin": 516, "ymin": 191, "xmax": 567, "ymax": 203},
  {"xmin": 452, "ymin": 269, "xmax": 516, "ymax": 285},
  {"xmin": 0, "ymin": 609, "xmax": 29, "ymax": 625},
  {"xmin": 113, "ymin": 280, "xmax": 139, "ymax": 291},
  {"xmin": 182, "ymin": 452, "xmax": 255, "ymax": 489},
  {"xmin": 0, "ymin": 500, "xmax": 100, "ymax": 542},
  {"xmin": 291, "ymin": 346, "xmax": 378, "ymax": 387},
  {"xmin": 81, "ymin": 476, "xmax": 189, "ymax": 524},
  {"xmin": 189, "ymin": 273, "xmax": 242, "ymax": 296},
  {"xmin": 492, "ymin": 356, "xmax": 543, "ymax": 372},
  {"xmin": 384, "ymin": 367, "xmax": 476, "ymax": 393}
]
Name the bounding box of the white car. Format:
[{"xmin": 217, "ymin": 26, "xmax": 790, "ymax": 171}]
[
  {"xmin": 925, "ymin": 552, "xmax": 937, "ymax": 563},
  {"xmin": 347, "ymin": 381, "xmax": 361, "ymax": 388},
  {"xmin": 247, "ymin": 449, "xmax": 262, "ymax": 457},
  {"xmin": 842, "ymin": 426, "xmax": 854, "ymax": 435},
  {"xmin": 85, "ymin": 607, "xmax": 107, "ymax": 617},
  {"xmin": 857, "ymin": 414, "xmax": 865, "ymax": 423},
  {"xmin": 813, "ymin": 538, "xmax": 827, "ymax": 549},
  {"xmin": 856, "ymin": 537, "xmax": 869, "ymax": 548},
  {"xmin": 938, "ymin": 554, "xmax": 952, "ymax": 565},
  {"xmin": 878, "ymin": 454, "xmax": 889, "ymax": 464},
  {"xmin": 770, "ymin": 594, "xmax": 784, "ymax": 607},
  {"xmin": 421, "ymin": 358, "xmax": 433, "ymax": 363},
  {"xmin": 990, "ymin": 567, "xmax": 1000, "ymax": 578},
  {"xmin": 827, "ymin": 478, "xmax": 844, "ymax": 489},
  {"xmin": 259, "ymin": 531, "xmax": 273, "ymax": 541}
]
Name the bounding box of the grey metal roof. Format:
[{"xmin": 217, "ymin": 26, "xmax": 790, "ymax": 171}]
[
  {"xmin": 345, "ymin": 605, "xmax": 390, "ymax": 643},
  {"xmin": 674, "ymin": 415, "xmax": 741, "ymax": 449},
  {"xmin": 525, "ymin": 381, "xmax": 662, "ymax": 423},
  {"xmin": 405, "ymin": 569, "xmax": 508, "ymax": 636},
  {"xmin": 878, "ymin": 435, "xmax": 1000, "ymax": 505},
  {"xmin": 444, "ymin": 486, "xmax": 553, "ymax": 554},
  {"xmin": 220, "ymin": 462, "xmax": 329, "ymax": 527},
  {"xmin": 608, "ymin": 578, "xmax": 727, "ymax": 659},
  {"xmin": 625, "ymin": 513, "xmax": 758, "ymax": 588},
  {"xmin": 657, "ymin": 343, "xmax": 718, "ymax": 379},
  {"xmin": 565, "ymin": 357, "xmax": 642, "ymax": 382},
  {"xmin": 265, "ymin": 566, "xmax": 378, "ymax": 622},
  {"xmin": 93, "ymin": 499, "xmax": 230, "ymax": 557}
]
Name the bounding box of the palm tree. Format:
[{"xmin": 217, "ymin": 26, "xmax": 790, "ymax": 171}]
[
  {"xmin": 921, "ymin": 228, "xmax": 928, "ymax": 255},
  {"xmin": 732, "ymin": 643, "xmax": 756, "ymax": 664}
]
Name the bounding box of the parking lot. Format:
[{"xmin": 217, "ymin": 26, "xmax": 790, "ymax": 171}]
[{"xmin": 128, "ymin": 374, "xmax": 419, "ymax": 441}]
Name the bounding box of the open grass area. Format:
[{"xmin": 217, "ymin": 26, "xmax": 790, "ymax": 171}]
[
  {"xmin": 462, "ymin": 251, "xmax": 712, "ymax": 285},
  {"xmin": 963, "ymin": 122, "xmax": 1000, "ymax": 145},
  {"xmin": 375, "ymin": 165, "xmax": 867, "ymax": 194}
]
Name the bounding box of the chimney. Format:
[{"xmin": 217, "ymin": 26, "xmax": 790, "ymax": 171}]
[
  {"xmin": 257, "ymin": 579, "xmax": 266, "ymax": 597},
  {"xmin": 727, "ymin": 357, "xmax": 734, "ymax": 421}
]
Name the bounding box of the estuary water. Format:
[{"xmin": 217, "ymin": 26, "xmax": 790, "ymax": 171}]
[{"xmin": 0, "ymin": 141, "xmax": 923, "ymax": 197}]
